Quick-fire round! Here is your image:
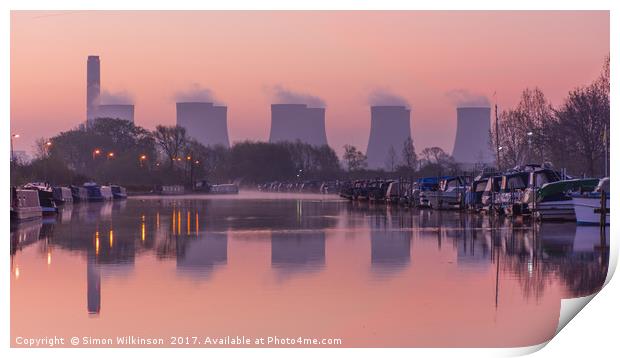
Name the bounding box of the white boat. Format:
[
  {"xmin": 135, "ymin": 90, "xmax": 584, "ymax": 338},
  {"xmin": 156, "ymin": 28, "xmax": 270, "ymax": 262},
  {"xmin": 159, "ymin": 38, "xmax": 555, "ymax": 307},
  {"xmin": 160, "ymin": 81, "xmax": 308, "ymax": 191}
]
[
  {"xmin": 528, "ymin": 178, "xmax": 599, "ymax": 221},
  {"xmin": 572, "ymin": 178, "xmax": 609, "ymax": 225}
]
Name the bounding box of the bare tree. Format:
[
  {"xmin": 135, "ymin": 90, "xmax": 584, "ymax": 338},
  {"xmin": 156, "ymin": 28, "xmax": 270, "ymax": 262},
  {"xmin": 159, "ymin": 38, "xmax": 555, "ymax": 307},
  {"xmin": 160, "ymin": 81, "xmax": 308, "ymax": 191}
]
[
  {"xmin": 153, "ymin": 125, "xmax": 188, "ymax": 169},
  {"xmin": 550, "ymin": 84, "xmax": 609, "ymax": 177},
  {"xmin": 401, "ymin": 137, "xmax": 417, "ymax": 171},
  {"xmin": 385, "ymin": 145, "xmax": 397, "ymax": 172},
  {"xmin": 342, "ymin": 144, "xmax": 367, "ymax": 171},
  {"xmin": 33, "ymin": 137, "xmax": 52, "ymax": 160},
  {"xmin": 490, "ymin": 88, "xmax": 553, "ymax": 168}
]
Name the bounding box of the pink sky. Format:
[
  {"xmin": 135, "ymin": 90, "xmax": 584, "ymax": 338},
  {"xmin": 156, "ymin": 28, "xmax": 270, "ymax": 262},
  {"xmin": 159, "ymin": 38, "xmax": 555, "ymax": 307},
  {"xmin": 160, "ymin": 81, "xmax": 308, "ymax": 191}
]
[{"xmin": 10, "ymin": 11, "xmax": 609, "ymax": 156}]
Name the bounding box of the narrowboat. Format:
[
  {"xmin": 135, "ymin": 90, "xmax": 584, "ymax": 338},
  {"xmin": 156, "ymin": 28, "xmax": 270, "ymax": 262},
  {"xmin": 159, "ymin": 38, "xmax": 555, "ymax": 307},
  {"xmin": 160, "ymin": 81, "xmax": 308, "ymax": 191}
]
[
  {"xmin": 83, "ymin": 182, "xmax": 114, "ymax": 202},
  {"xmin": 158, "ymin": 185, "xmax": 185, "ymax": 195},
  {"xmin": 209, "ymin": 184, "xmax": 239, "ymax": 194},
  {"xmin": 11, "ymin": 188, "xmax": 43, "ymax": 221},
  {"xmin": 52, "ymin": 186, "xmax": 73, "ymax": 205},
  {"xmin": 70, "ymin": 185, "xmax": 89, "ymax": 202},
  {"xmin": 22, "ymin": 183, "xmax": 57, "ymax": 215}
]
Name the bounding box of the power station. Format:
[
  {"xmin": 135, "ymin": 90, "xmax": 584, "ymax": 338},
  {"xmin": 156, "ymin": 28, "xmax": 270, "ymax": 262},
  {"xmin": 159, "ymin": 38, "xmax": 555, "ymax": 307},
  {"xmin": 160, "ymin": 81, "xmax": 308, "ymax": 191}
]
[
  {"xmin": 365, "ymin": 106, "xmax": 411, "ymax": 170},
  {"xmin": 176, "ymin": 102, "xmax": 230, "ymax": 148},
  {"xmin": 86, "ymin": 55, "xmax": 136, "ymax": 126},
  {"xmin": 269, "ymin": 104, "xmax": 328, "ymax": 147},
  {"xmin": 86, "ymin": 56, "xmax": 100, "ymax": 124},
  {"xmin": 451, "ymin": 107, "xmax": 494, "ymax": 167},
  {"xmin": 95, "ymin": 104, "xmax": 135, "ymax": 123}
]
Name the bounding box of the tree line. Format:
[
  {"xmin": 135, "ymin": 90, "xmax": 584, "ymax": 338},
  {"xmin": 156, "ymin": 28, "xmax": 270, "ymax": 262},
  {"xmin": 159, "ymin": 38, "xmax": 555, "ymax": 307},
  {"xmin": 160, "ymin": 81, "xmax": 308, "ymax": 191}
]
[
  {"xmin": 10, "ymin": 119, "xmax": 342, "ymax": 188},
  {"xmin": 490, "ymin": 56, "xmax": 609, "ymax": 177}
]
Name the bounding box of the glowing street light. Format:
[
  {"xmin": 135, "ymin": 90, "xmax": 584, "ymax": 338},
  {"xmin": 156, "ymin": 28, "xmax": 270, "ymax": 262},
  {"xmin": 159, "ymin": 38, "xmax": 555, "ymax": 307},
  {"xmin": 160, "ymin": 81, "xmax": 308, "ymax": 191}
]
[
  {"xmin": 10, "ymin": 134, "xmax": 20, "ymax": 162},
  {"xmin": 92, "ymin": 148, "xmax": 101, "ymax": 159},
  {"xmin": 107, "ymin": 152, "xmax": 115, "ymax": 159}
]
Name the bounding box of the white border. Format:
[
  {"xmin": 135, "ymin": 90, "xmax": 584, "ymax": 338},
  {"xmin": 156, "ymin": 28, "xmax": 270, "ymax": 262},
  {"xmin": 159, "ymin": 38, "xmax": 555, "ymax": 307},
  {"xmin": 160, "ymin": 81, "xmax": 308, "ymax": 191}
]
[{"xmin": 2, "ymin": 1, "xmax": 617, "ymax": 358}]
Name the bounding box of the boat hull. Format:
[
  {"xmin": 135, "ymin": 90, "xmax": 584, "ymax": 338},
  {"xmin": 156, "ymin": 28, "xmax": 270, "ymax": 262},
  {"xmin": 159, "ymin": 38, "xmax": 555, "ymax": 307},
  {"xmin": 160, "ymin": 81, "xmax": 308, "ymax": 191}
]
[
  {"xmin": 573, "ymin": 197, "xmax": 609, "ymax": 225},
  {"xmin": 532, "ymin": 200, "xmax": 575, "ymax": 221}
]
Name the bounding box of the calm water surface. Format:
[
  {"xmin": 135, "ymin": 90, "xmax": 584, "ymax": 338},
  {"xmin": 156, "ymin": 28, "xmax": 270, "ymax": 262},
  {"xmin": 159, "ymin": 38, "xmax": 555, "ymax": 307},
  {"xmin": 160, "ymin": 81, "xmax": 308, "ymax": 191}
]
[{"xmin": 10, "ymin": 191, "xmax": 608, "ymax": 347}]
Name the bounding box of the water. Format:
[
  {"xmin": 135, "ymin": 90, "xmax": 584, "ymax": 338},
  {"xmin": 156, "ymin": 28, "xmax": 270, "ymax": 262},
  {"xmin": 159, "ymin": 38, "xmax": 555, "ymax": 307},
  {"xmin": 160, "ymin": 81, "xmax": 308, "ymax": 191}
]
[{"xmin": 10, "ymin": 191, "xmax": 608, "ymax": 347}]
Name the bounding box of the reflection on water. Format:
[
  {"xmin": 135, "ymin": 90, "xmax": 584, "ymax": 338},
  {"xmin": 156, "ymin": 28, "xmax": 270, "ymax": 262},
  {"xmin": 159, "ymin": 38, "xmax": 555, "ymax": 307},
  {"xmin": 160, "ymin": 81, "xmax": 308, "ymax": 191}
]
[{"xmin": 10, "ymin": 192, "xmax": 609, "ymax": 347}]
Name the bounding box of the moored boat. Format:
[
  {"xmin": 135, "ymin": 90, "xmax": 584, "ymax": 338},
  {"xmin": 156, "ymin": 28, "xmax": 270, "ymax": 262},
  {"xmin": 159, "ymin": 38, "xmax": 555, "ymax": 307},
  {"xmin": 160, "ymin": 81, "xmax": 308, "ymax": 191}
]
[
  {"xmin": 70, "ymin": 185, "xmax": 89, "ymax": 202},
  {"xmin": 528, "ymin": 178, "xmax": 599, "ymax": 221},
  {"xmin": 52, "ymin": 186, "xmax": 73, "ymax": 205},
  {"xmin": 158, "ymin": 185, "xmax": 185, "ymax": 195},
  {"xmin": 22, "ymin": 183, "xmax": 57, "ymax": 215},
  {"xmin": 572, "ymin": 178, "xmax": 610, "ymax": 225},
  {"xmin": 111, "ymin": 185, "xmax": 128, "ymax": 199},
  {"xmin": 11, "ymin": 188, "xmax": 43, "ymax": 221},
  {"xmin": 209, "ymin": 184, "xmax": 239, "ymax": 194},
  {"xmin": 83, "ymin": 182, "xmax": 114, "ymax": 202}
]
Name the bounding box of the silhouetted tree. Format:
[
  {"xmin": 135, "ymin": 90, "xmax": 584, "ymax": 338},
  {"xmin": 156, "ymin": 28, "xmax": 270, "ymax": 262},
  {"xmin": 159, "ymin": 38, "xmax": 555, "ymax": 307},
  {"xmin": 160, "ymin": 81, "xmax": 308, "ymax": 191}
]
[
  {"xmin": 342, "ymin": 144, "xmax": 367, "ymax": 171},
  {"xmin": 490, "ymin": 88, "xmax": 553, "ymax": 168},
  {"xmin": 400, "ymin": 137, "xmax": 417, "ymax": 171},
  {"xmin": 549, "ymin": 84, "xmax": 609, "ymax": 177},
  {"xmin": 153, "ymin": 125, "xmax": 188, "ymax": 169},
  {"xmin": 385, "ymin": 145, "xmax": 397, "ymax": 172}
]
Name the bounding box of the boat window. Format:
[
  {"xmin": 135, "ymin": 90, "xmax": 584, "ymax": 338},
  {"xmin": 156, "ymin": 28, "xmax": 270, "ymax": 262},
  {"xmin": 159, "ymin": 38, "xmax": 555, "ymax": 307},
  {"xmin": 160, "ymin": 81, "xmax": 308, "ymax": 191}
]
[
  {"xmin": 506, "ymin": 175, "xmax": 527, "ymax": 190},
  {"xmin": 446, "ymin": 180, "xmax": 459, "ymax": 190}
]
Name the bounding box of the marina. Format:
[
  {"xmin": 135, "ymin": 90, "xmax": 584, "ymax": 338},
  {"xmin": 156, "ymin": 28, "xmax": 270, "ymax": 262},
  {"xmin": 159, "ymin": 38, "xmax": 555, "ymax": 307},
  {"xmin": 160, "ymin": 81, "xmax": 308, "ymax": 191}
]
[{"xmin": 10, "ymin": 191, "xmax": 608, "ymax": 347}]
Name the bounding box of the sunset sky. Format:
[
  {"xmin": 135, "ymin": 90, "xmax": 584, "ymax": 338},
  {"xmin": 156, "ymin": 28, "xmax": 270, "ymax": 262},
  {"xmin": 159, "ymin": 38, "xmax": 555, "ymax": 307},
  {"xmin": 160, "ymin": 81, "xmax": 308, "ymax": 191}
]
[{"xmin": 10, "ymin": 11, "xmax": 609, "ymax": 156}]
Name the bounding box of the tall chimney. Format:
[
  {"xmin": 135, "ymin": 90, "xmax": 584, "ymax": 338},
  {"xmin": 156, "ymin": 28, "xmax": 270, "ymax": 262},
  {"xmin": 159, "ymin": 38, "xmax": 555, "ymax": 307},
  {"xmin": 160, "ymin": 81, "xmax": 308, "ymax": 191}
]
[{"xmin": 86, "ymin": 56, "xmax": 100, "ymax": 125}]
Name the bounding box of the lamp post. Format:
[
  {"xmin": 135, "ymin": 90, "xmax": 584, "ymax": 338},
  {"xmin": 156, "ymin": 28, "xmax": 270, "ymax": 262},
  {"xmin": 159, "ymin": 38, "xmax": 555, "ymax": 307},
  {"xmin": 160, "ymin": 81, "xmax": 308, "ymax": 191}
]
[
  {"xmin": 527, "ymin": 131, "xmax": 533, "ymax": 164},
  {"xmin": 92, "ymin": 148, "xmax": 101, "ymax": 160},
  {"xmin": 45, "ymin": 140, "xmax": 52, "ymax": 157},
  {"xmin": 10, "ymin": 134, "xmax": 19, "ymax": 163},
  {"xmin": 139, "ymin": 154, "xmax": 147, "ymax": 167},
  {"xmin": 107, "ymin": 152, "xmax": 115, "ymax": 160},
  {"xmin": 186, "ymin": 155, "xmax": 193, "ymax": 188}
]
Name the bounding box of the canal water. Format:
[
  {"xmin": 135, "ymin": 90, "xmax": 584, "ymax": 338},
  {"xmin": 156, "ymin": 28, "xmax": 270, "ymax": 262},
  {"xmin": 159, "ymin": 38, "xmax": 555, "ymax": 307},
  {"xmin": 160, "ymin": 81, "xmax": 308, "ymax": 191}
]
[{"xmin": 10, "ymin": 191, "xmax": 609, "ymax": 347}]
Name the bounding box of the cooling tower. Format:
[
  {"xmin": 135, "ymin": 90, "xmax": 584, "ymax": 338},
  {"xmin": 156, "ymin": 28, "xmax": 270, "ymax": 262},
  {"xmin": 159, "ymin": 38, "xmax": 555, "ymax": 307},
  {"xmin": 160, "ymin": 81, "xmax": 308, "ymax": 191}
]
[
  {"xmin": 451, "ymin": 107, "xmax": 494, "ymax": 166},
  {"xmin": 176, "ymin": 102, "xmax": 230, "ymax": 148},
  {"xmin": 95, "ymin": 104, "xmax": 135, "ymax": 123},
  {"xmin": 86, "ymin": 56, "xmax": 100, "ymax": 124},
  {"xmin": 269, "ymin": 104, "xmax": 328, "ymax": 147},
  {"xmin": 365, "ymin": 106, "xmax": 411, "ymax": 170}
]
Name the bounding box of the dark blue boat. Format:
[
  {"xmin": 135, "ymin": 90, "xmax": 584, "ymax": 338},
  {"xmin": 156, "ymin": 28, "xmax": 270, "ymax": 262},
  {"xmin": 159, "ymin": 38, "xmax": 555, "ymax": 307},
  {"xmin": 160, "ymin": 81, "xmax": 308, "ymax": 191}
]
[{"xmin": 111, "ymin": 185, "xmax": 127, "ymax": 199}]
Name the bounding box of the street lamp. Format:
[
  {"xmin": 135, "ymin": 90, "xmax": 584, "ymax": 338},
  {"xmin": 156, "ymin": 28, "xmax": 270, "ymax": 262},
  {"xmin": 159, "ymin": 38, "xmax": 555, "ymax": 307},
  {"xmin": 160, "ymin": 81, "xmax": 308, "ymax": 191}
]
[
  {"xmin": 93, "ymin": 148, "xmax": 101, "ymax": 159},
  {"xmin": 10, "ymin": 134, "xmax": 20, "ymax": 163},
  {"xmin": 527, "ymin": 131, "xmax": 533, "ymax": 163},
  {"xmin": 139, "ymin": 154, "xmax": 147, "ymax": 167},
  {"xmin": 107, "ymin": 152, "xmax": 115, "ymax": 159}
]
